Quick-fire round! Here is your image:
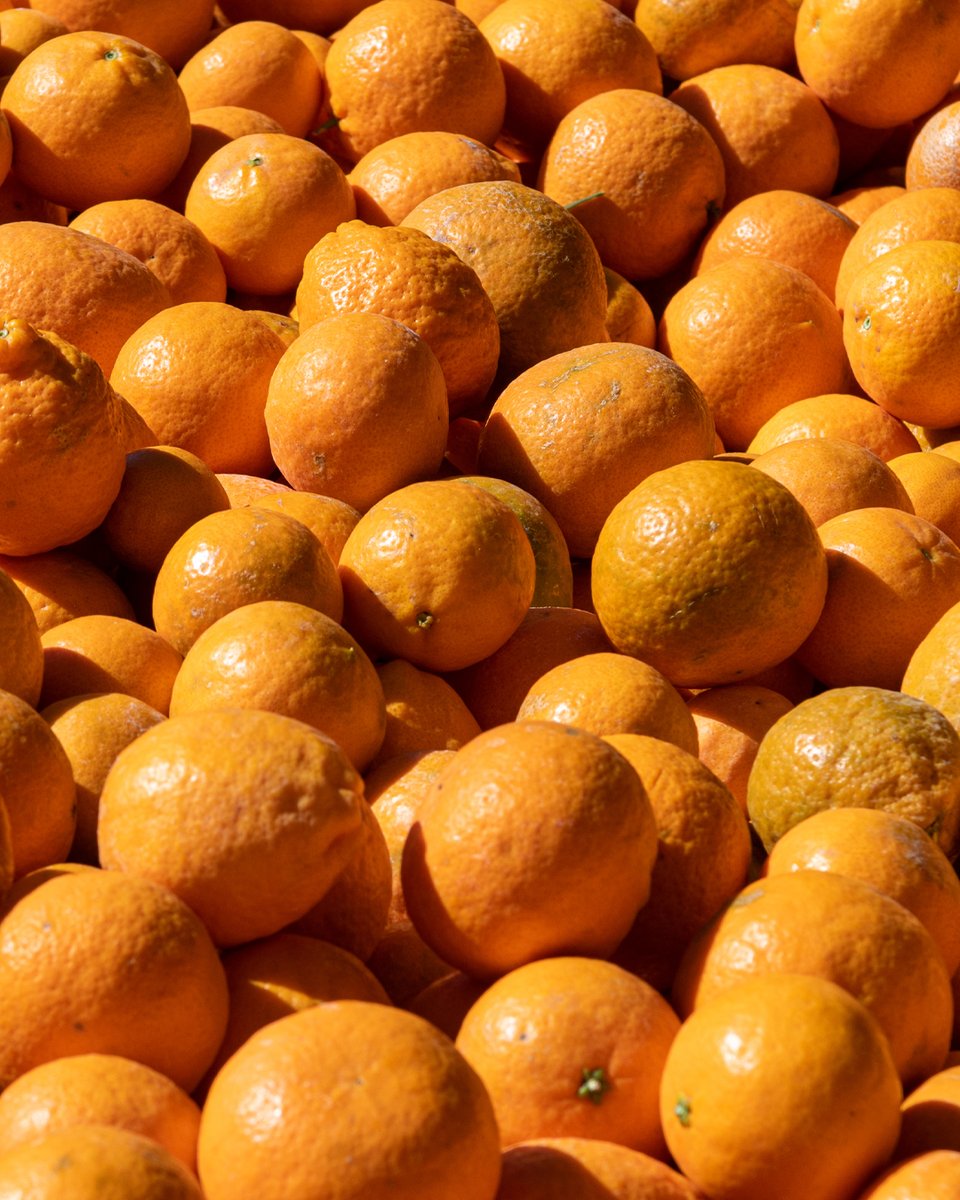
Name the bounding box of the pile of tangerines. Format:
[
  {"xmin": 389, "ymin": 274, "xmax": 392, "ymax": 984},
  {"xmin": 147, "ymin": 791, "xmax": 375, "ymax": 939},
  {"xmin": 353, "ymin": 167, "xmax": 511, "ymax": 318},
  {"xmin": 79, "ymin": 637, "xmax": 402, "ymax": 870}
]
[{"xmin": 2, "ymin": 0, "xmax": 960, "ymax": 1196}]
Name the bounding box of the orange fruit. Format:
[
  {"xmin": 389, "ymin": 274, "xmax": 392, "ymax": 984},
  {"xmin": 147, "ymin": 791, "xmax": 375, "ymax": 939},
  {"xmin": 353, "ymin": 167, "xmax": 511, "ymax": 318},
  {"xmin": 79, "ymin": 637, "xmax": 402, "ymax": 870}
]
[
  {"xmin": 251, "ymin": 489, "xmax": 360, "ymax": 564},
  {"xmin": 348, "ymin": 130, "xmax": 521, "ymax": 227},
  {"xmin": 830, "ymin": 182, "xmax": 907, "ymax": 225},
  {"xmin": 339, "ymin": 478, "xmax": 536, "ymax": 672},
  {"xmin": 895, "ymin": 1065, "xmax": 960, "ymax": 1160},
  {"xmin": 0, "ymin": 223, "xmax": 170, "ymax": 377},
  {"xmin": 859, "ymin": 1151, "xmax": 960, "ymax": 1200},
  {"xmin": 215, "ymin": 0, "xmax": 371, "ymax": 31},
  {"xmin": 21, "ymin": 0, "xmax": 215, "ymax": 69},
  {"xmin": 0, "ymin": 317, "xmax": 132, "ymax": 557},
  {"xmin": 184, "ymin": 132, "xmax": 355, "ymax": 296},
  {"xmin": 450, "ymin": 476, "xmax": 574, "ymax": 609},
  {"xmin": 444, "ymin": 606, "xmax": 615, "ymax": 730},
  {"xmin": 70, "ymin": 199, "xmax": 226, "ymax": 306},
  {"xmin": 516, "ymin": 651, "xmax": 699, "ymax": 752},
  {"xmin": 606, "ymin": 733, "xmax": 753, "ymax": 993},
  {"xmin": 747, "ymin": 392, "xmax": 922, "ymax": 460},
  {"xmin": 152, "ymin": 505, "xmax": 343, "ymax": 656},
  {"xmin": 657, "ymin": 256, "xmax": 850, "ymax": 450},
  {"xmin": 685, "ymin": 683, "xmax": 794, "ymax": 812},
  {"xmin": 0, "ymin": 566, "xmax": 42, "ymax": 707},
  {"xmin": 476, "ymin": 342, "xmax": 715, "ymax": 558},
  {"xmin": 907, "ymin": 99, "xmax": 960, "ymax": 190},
  {"xmin": 98, "ymin": 708, "xmax": 365, "ymax": 947},
  {"xmin": 366, "ymin": 746, "xmax": 456, "ymax": 948},
  {"xmin": 456, "ymin": 955, "xmax": 679, "ymax": 1154},
  {"xmin": 635, "ymin": 0, "xmax": 800, "ymax": 80},
  {"xmin": 0, "ymin": 549, "xmax": 133, "ymax": 635},
  {"xmin": 538, "ymin": 88, "xmax": 726, "ymax": 282},
  {"xmin": 2, "ymin": 31, "xmax": 190, "ymax": 210},
  {"xmin": 673, "ymin": 869, "xmax": 952, "ymax": 1086},
  {"xmin": 287, "ymin": 793, "xmax": 392, "ymax": 961},
  {"xmin": 591, "ymin": 459, "xmax": 828, "ymax": 688},
  {"xmin": 670, "ymin": 64, "xmax": 839, "ymax": 209},
  {"xmin": 215, "ymin": 472, "xmax": 291, "ymax": 507},
  {"xmin": 100, "ymin": 445, "xmax": 230, "ymax": 576},
  {"xmin": 0, "ymin": 10, "xmax": 68, "ymax": 76},
  {"xmin": 0, "ymin": 868, "xmax": 228, "ymax": 1091},
  {"xmin": 750, "ymin": 436, "xmax": 915, "ymax": 527},
  {"xmin": 373, "ymin": 658, "xmax": 480, "ymax": 767},
  {"xmin": 0, "ymin": 173, "xmax": 67, "ymax": 227},
  {"xmin": 833, "ymin": 186, "xmax": 960, "ymax": 312},
  {"xmin": 401, "ymin": 179, "xmax": 609, "ymax": 383},
  {"xmin": 748, "ymin": 684, "xmax": 960, "ymax": 856},
  {"xmin": 265, "ymin": 313, "xmax": 449, "ymax": 511},
  {"xmin": 0, "ymin": 1052, "xmax": 199, "ymax": 1170},
  {"xmin": 795, "ymin": 506, "xmax": 960, "ymax": 689},
  {"xmin": 900, "ymin": 597, "xmax": 960, "ymax": 735},
  {"xmin": 177, "ymin": 20, "xmax": 322, "ymax": 138},
  {"xmin": 660, "ymin": 973, "xmax": 902, "ymax": 1200},
  {"xmin": 401, "ymin": 720, "xmax": 658, "ymax": 978},
  {"xmin": 197, "ymin": 1001, "xmax": 502, "ymax": 1200},
  {"xmin": 169, "ymin": 599, "xmax": 386, "ymax": 772},
  {"xmin": 844, "ymin": 239, "xmax": 960, "ymax": 429},
  {"xmin": 0, "ymin": 688, "xmax": 76, "ymax": 878},
  {"xmin": 319, "ymin": 0, "xmax": 506, "ymax": 164},
  {"xmin": 405, "ymin": 970, "xmax": 487, "ymax": 1041},
  {"xmin": 766, "ymin": 806, "xmax": 960, "ymax": 976},
  {"xmin": 39, "ymin": 614, "xmax": 182, "ymax": 714},
  {"xmin": 296, "ymin": 220, "xmax": 499, "ymax": 417},
  {"xmin": 887, "ymin": 449, "xmax": 960, "ymax": 547},
  {"xmin": 200, "ymin": 931, "xmax": 390, "ymax": 1092},
  {"xmin": 42, "ymin": 692, "xmax": 165, "ymax": 866},
  {"xmin": 478, "ymin": 0, "xmax": 661, "ymax": 150},
  {"xmin": 794, "ymin": 0, "xmax": 960, "ymax": 128},
  {"xmin": 0, "ymin": 861, "xmax": 93, "ymax": 920},
  {"xmin": 498, "ymin": 1137, "xmax": 703, "ymax": 1199},
  {"xmin": 110, "ymin": 301, "xmax": 287, "ymax": 477},
  {"xmin": 0, "ymin": 1124, "xmax": 204, "ymax": 1200},
  {"xmin": 693, "ymin": 189, "xmax": 857, "ymax": 300},
  {"xmin": 603, "ymin": 268, "xmax": 656, "ymax": 347},
  {"xmin": 156, "ymin": 104, "xmax": 287, "ymax": 213}
]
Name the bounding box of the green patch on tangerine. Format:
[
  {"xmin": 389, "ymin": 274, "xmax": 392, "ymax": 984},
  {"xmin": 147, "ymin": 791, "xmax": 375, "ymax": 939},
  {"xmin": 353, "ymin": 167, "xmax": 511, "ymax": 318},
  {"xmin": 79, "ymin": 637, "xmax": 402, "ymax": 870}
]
[{"xmin": 674, "ymin": 1094, "xmax": 693, "ymax": 1127}]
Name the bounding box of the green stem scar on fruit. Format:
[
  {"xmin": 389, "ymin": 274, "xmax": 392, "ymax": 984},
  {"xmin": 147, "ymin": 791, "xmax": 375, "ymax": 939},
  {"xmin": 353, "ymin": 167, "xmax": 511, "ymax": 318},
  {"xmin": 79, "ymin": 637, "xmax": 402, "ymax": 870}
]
[
  {"xmin": 416, "ymin": 612, "xmax": 434, "ymax": 630},
  {"xmin": 675, "ymin": 1095, "xmax": 693, "ymax": 1127},
  {"xmin": 577, "ymin": 1067, "xmax": 612, "ymax": 1105}
]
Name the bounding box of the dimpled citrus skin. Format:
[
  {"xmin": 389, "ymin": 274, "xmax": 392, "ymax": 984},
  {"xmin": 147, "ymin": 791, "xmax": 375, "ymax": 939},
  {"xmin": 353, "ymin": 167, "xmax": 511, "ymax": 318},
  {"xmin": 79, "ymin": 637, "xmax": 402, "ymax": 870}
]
[
  {"xmin": 0, "ymin": 869, "xmax": 228, "ymax": 1093},
  {"xmin": 476, "ymin": 341, "xmax": 716, "ymax": 558},
  {"xmin": 479, "ymin": 0, "xmax": 662, "ymax": 149},
  {"xmin": 794, "ymin": 0, "xmax": 960, "ymax": 129},
  {"xmin": 1, "ymin": 30, "xmax": 191, "ymax": 211},
  {"xmin": 0, "ymin": 1052, "xmax": 200, "ymax": 1170},
  {"xmin": 320, "ymin": 0, "xmax": 506, "ymax": 163},
  {"xmin": 660, "ymin": 973, "xmax": 903, "ymax": 1200},
  {"xmin": 746, "ymin": 684, "xmax": 960, "ymax": 857},
  {"xmin": 591, "ymin": 459, "xmax": 828, "ymax": 688},
  {"xmin": 400, "ymin": 720, "xmax": 658, "ymax": 979},
  {"xmin": 197, "ymin": 1001, "xmax": 503, "ymax": 1200},
  {"xmin": 843, "ymin": 239, "xmax": 960, "ymax": 429},
  {"xmin": 97, "ymin": 708, "xmax": 366, "ymax": 948},
  {"xmin": 0, "ymin": 1124, "xmax": 205, "ymax": 1199},
  {"xmin": 401, "ymin": 180, "xmax": 609, "ymax": 383},
  {"xmin": 0, "ymin": 317, "xmax": 128, "ymax": 557},
  {"xmin": 538, "ymin": 88, "xmax": 726, "ymax": 283},
  {"xmin": 339, "ymin": 479, "xmax": 537, "ymax": 673},
  {"xmin": 672, "ymin": 869, "xmax": 953, "ymax": 1087},
  {"xmin": 296, "ymin": 220, "xmax": 499, "ymax": 416}
]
